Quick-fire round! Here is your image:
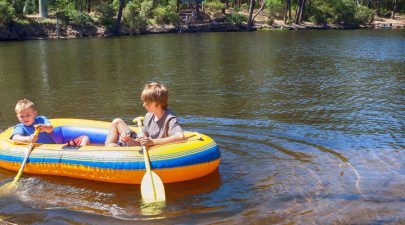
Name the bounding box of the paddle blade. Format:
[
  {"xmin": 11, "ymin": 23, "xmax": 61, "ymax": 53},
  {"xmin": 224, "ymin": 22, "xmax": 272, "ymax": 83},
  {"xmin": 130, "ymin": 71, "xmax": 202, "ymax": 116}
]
[
  {"xmin": 141, "ymin": 171, "xmax": 166, "ymax": 203},
  {"xmin": 0, "ymin": 181, "xmax": 14, "ymax": 193}
]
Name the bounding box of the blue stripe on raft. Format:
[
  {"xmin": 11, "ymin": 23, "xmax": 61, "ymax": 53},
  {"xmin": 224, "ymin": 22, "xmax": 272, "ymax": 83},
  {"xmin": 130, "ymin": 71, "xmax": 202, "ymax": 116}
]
[
  {"xmin": 0, "ymin": 145, "xmax": 221, "ymax": 170},
  {"xmin": 53, "ymin": 126, "xmax": 108, "ymax": 144}
]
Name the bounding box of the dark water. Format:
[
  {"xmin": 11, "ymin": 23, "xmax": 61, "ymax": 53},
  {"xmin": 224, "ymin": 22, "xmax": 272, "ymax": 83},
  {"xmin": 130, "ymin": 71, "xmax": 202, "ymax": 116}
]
[{"xmin": 0, "ymin": 30, "xmax": 404, "ymax": 224}]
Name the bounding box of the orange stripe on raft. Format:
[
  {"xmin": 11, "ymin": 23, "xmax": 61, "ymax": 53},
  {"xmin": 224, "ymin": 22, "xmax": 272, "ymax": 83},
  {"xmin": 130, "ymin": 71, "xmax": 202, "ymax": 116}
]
[{"xmin": 0, "ymin": 159, "xmax": 221, "ymax": 184}]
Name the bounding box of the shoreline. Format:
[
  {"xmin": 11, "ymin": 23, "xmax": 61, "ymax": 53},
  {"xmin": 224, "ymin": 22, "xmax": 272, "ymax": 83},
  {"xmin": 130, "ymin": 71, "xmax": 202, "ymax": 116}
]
[{"xmin": 0, "ymin": 15, "xmax": 404, "ymax": 41}]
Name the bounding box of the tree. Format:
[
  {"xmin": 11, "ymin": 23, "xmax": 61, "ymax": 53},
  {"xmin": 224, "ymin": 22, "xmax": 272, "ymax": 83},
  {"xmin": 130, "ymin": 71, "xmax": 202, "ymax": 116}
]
[
  {"xmin": 391, "ymin": 0, "xmax": 397, "ymax": 19},
  {"xmin": 252, "ymin": 0, "xmax": 268, "ymax": 22},
  {"xmin": 39, "ymin": 0, "xmax": 48, "ymax": 18},
  {"xmin": 294, "ymin": 0, "xmax": 306, "ymax": 24},
  {"xmin": 114, "ymin": 0, "xmax": 125, "ymax": 34},
  {"xmin": 247, "ymin": 0, "xmax": 255, "ymax": 29},
  {"xmin": 284, "ymin": 0, "xmax": 291, "ymax": 24}
]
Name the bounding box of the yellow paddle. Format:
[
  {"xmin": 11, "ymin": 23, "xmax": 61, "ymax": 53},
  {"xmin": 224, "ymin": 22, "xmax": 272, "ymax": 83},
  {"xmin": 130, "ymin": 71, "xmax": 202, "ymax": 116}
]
[
  {"xmin": 134, "ymin": 117, "xmax": 166, "ymax": 203},
  {"xmin": 0, "ymin": 128, "xmax": 40, "ymax": 190}
]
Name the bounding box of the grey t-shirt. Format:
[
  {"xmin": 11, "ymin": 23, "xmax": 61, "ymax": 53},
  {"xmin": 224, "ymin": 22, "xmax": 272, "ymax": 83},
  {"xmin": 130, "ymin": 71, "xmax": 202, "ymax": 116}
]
[{"xmin": 142, "ymin": 109, "xmax": 183, "ymax": 139}]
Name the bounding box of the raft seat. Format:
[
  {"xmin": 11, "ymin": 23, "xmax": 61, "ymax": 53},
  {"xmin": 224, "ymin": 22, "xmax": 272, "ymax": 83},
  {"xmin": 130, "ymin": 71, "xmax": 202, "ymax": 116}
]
[{"xmin": 53, "ymin": 126, "xmax": 108, "ymax": 145}]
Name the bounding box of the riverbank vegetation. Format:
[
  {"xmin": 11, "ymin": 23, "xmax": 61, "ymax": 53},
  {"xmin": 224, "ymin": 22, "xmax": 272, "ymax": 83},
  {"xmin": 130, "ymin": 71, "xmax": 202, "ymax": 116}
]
[{"xmin": 0, "ymin": 0, "xmax": 404, "ymax": 39}]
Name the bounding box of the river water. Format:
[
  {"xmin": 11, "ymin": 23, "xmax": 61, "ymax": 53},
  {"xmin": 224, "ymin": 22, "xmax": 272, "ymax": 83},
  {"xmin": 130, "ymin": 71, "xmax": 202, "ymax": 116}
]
[{"xmin": 0, "ymin": 30, "xmax": 404, "ymax": 224}]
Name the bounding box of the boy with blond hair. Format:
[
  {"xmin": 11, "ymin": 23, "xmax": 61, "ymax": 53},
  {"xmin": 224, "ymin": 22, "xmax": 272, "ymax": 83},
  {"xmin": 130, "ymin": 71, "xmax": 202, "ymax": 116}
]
[
  {"xmin": 11, "ymin": 98, "xmax": 90, "ymax": 146},
  {"xmin": 11, "ymin": 98, "xmax": 55, "ymax": 144},
  {"xmin": 105, "ymin": 82, "xmax": 185, "ymax": 147}
]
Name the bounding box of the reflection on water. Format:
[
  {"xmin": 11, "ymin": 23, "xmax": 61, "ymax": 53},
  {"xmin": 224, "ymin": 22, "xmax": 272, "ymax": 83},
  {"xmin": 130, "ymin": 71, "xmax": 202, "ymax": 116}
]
[{"xmin": 0, "ymin": 30, "xmax": 404, "ymax": 224}]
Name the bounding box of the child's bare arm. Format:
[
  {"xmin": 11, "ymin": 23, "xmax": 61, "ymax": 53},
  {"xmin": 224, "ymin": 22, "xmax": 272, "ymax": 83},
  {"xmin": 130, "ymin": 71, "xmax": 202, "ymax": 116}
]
[
  {"xmin": 12, "ymin": 134, "xmax": 37, "ymax": 143},
  {"xmin": 139, "ymin": 132, "xmax": 185, "ymax": 147}
]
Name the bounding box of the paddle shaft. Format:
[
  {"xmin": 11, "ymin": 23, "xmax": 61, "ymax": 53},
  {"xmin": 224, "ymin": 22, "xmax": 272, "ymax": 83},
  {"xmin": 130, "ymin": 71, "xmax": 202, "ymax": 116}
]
[
  {"xmin": 136, "ymin": 118, "xmax": 165, "ymax": 202},
  {"xmin": 137, "ymin": 123, "xmax": 152, "ymax": 172},
  {"xmin": 12, "ymin": 129, "xmax": 40, "ymax": 184}
]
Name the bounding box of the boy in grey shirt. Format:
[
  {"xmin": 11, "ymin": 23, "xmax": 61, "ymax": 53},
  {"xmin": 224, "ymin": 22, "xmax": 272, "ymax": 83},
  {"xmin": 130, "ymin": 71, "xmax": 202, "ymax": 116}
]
[{"xmin": 104, "ymin": 82, "xmax": 184, "ymax": 147}]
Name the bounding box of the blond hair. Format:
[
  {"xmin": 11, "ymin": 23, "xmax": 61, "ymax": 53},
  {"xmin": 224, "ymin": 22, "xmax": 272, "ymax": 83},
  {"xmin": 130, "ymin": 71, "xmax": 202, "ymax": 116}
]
[
  {"xmin": 15, "ymin": 98, "xmax": 36, "ymax": 113},
  {"xmin": 141, "ymin": 82, "xmax": 168, "ymax": 109}
]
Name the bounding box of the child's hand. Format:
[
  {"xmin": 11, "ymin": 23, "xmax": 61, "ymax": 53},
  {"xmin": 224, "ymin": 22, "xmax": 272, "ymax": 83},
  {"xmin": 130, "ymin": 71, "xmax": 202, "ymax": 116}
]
[
  {"xmin": 34, "ymin": 124, "xmax": 44, "ymax": 132},
  {"xmin": 119, "ymin": 132, "xmax": 132, "ymax": 143},
  {"xmin": 139, "ymin": 137, "xmax": 154, "ymax": 147}
]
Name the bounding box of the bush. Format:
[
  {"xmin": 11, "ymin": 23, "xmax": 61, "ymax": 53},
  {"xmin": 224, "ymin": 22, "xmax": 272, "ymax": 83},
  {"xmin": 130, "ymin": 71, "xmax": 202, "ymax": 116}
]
[
  {"xmin": 266, "ymin": 0, "xmax": 284, "ymax": 21},
  {"xmin": 307, "ymin": 1, "xmax": 334, "ymax": 24},
  {"xmin": 355, "ymin": 5, "xmax": 374, "ymax": 25},
  {"xmin": 0, "ymin": 1, "xmax": 15, "ymax": 28},
  {"xmin": 152, "ymin": 5, "xmax": 179, "ymax": 25},
  {"xmin": 153, "ymin": 6, "xmax": 167, "ymax": 24},
  {"xmin": 165, "ymin": 9, "xmax": 179, "ymax": 25},
  {"xmin": 69, "ymin": 9, "xmax": 95, "ymax": 27},
  {"xmin": 96, "ymin": 4, "xmax": 116, "ymax": 30},
  {"xmin": 55, "ymin": 9, "xmax": 70, "ymax": 25},
  {"xmin": 140, "ymin": 0, "xmax": 153, "ymax": 18},
  {"xmin": 334, "ymin": 0, "xmax": 356, "ymax": 24},
  {"xmin": 123, "ymin": 2, "xmax": 147, "ymax": 32},
  {"xmin": 204, "ymin": 0, "xmax": 224, "ymax": 12},
  {"xmin": 11, "ymin": 0, "xmax": 25, "ymax": 16},
  {"xmin": 23, "ymin": 0, "xmax": 36, "ymax": 14},
  {"xmin": 225, "ymin": 8, "xmax": 247, "ymax": 24},
  {"xmin": 55, "ymin": 7, "xmax": 95, "ymax": 27},
  {"xmin": 307, "ymin": 0, "xmax": 373, "ymax": 25}
]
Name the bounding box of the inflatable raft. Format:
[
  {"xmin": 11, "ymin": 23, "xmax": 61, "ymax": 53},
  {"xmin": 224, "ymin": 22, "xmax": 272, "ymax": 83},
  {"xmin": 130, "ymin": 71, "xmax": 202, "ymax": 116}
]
[{"xmin": 0, "ymin": 118, "xmax": 221, "ymax": 184}]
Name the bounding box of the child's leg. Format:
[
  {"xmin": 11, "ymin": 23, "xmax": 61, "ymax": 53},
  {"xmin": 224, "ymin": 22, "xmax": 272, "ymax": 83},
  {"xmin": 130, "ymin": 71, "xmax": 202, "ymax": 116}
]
[
  {"xmin": 104, "ymin": 118, "xmax": 129, "ymax": 146},
  {"xmin": 80, "ymin": 136, "xmax": 90, "ymax": 146}
]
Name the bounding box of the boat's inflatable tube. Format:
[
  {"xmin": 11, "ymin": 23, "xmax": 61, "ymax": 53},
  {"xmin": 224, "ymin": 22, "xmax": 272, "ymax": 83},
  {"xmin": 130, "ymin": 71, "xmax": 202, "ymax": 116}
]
[{"xmin": 0, "ymin": 118, "xmax": 221, "ymax": 184}]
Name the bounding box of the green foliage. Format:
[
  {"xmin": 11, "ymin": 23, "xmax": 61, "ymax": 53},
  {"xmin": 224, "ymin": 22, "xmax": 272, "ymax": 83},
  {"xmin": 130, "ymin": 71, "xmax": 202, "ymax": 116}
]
[
  {"xmin": 225, "ymin": 8, "xmax": 247, "ymax": 24},
  {"xmin": 23, "ymin": 0, "xmax": 36, "ymax": 14},
  {"xmin": 129, "ymin": 0, "xmax": 142, "ymax": 11},
  {"xmin": 95, "ymin": 4, "xmax": 116, "ymax": 29},
  {"xmin": 240, "ymin": 3, "xmax": 249, "ymax": 10},
  {"xmin": 55, "ymin": 3, "xmax": 94, "ymax": 27},
  {"xmin": 153, "ymin": 6, "xmax": 166, "ymax": 23},
  {"xmin": 307, "ymin": 1, "xmax": 333, "ymax": 24},
  {"xmin": 52, "ymin": 0, "xmax": 70, "ymax": 11},
  {"xmin": 266, "ymin": 0, "xmax": 284, "ymax": 21},
  {"xmin": 377, "ymin": 8, "xmax": 391, "ymax": 17},
  {"xmin": 0, "ymin": 1, "xmax": 15, "ymax": 28},
  {"xmin": 334, "ymin": 0, "xmax": 356, "ymax": 24},
  {"xmin": 140, "ymin": 0, "xmax": 153, "ymax": 18},
  {"xmin": 307, "ymin": 0, "xmax": 375, "ymax": 25},
  {"xmin": 11, "ymin": 0, "xmax": 25, "ymax": 16},
  {"xmin": 152, "ymin": 5, "xmax": 179, "ymax": 25},
  {"xmin": 355, "ymin": 5, "xmax": 374, "ymax": 25},
  {"xmin": 69, "ymin": 9, "xmax": 95, "ymax": 27},
  {"xmin": 166, "ymin": 0, "xmax": 177, "ymax": 11},
  {"xmin": 123, "ymin": 2, "xmax": 147, "ymax": 32},
  {"xmin": 204, "ymin": 0, "xmax": 224, "ymax": 12}
]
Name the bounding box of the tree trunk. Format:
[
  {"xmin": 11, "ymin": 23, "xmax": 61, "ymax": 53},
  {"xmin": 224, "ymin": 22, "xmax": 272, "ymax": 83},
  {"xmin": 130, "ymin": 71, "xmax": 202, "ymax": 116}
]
[
  {"xmin": 391, "ymin": 0, "xmax": 396, "ymax": 19},
  {"xmin": 247, "ymin": 0, "xmax": 255, "ymax": 30},
  {"xmin": 114, "ymin": 0, "xmax": 125, "ymax": 34},
  {"xmin": 284, "ymin": 0, "xmax": 291, "ymax": 24},
  {"xmin": 294, "ymin": 0, "xmax": 302, "ymax": 24},
  {"xmin": 176, "ymin": 0, "xmax": 180, "ymax": 11},
  {"xmin": 86, "ymin": 0, "xmax": 91, "ymax": 13},
  {"xmin": 39, "ymin": 0, "xmax": 48, "ymax": 18},
  {"xmin": 295, "ymin": 0, "xmax": 306, "ymax": 24},
  {"xmin": 252, "ymin": 0, "xmax": 268, "ymax": 21}
]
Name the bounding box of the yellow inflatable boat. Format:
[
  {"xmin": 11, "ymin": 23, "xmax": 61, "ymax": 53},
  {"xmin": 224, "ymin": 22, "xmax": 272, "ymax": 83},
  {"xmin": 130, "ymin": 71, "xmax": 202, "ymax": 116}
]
[{"xmin": 0, "ymin": 118, "xmax": 221, "ymax": 184}]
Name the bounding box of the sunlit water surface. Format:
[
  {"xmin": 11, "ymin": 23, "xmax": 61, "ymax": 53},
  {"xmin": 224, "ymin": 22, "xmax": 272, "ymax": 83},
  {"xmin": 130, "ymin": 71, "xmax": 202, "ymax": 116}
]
[{"xmin": 0, "ymin": 30, "xmax": 404, "ymax": 224}]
